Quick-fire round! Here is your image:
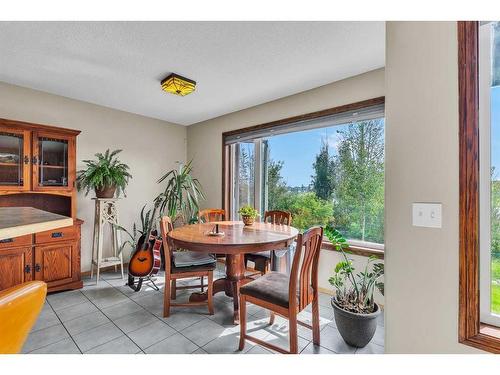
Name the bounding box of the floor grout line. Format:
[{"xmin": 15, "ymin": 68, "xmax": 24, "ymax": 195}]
[
  {"xmin": 45, "ymin": 294, "xmax": 83, "ymax": 354},
  {"xmin": 93, "ymin": 276, "xmax": 208, "ymax": 353},
  {"xmin": 27, "ymin": 271, "xmax": 383, "ymax": 354},
  {"xmin": 80, "ymin": 280, "xmax": 152, "ymax": 353}
]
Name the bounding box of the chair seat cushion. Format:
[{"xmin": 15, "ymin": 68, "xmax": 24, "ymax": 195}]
[
  {"xmin": 246, "ymin": 251, "xmax": 271, "ymax": 260},
  {"xmin": 173, "ymin": 251, "xmax": 216, "ymax": 268},
  {"xmin": 240, "ymin": 272, "xmax": 298, "ymax": 308},
  {"xmin": 171, "ymin": 262, "xmax": 216, "ymax": 274}
]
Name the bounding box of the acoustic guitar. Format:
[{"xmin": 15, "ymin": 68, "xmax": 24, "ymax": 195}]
[{"xmin": 127, "ymin": 230, "xmax": 162, "ymax": 291}]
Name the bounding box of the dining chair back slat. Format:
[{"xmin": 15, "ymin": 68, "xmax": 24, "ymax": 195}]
[
  {"xmin": 239, "ymin": 225, "xmax": 323, "ymax": 353},
  {"xmin": 198, "ymin": 208, "xmax": 226, "ymax": 223},
  {"xmin": 245, "ymin": 210, "xmax": 292, "ymax": 276},
  {"xmin": 159, "ymin": 216, "xmax": 174, "ymax": 275},
  {"xmin": 290, "ymin": 226, "xmax": 323, "ymax": 311},
  {"xmin": 263, "ymin": 210, "xmax": 292, "ymax": 226}
]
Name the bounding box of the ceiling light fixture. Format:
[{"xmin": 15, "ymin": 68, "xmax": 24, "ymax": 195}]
[{"xmin": 161, "ymin": 73, "xmax": 196, "ymax": 96}]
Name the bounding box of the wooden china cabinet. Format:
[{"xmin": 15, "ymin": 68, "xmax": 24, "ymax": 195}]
[{"xmin": 0, "ymin": 118, "xmax": 83, "ymax": 292}]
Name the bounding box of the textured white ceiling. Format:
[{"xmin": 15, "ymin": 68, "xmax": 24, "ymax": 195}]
[{"xmin": 0, "ymin": 22, "xmax": 385, "ymax": 125}]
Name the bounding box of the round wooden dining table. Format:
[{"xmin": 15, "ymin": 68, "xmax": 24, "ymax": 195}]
[{"xmin": 168, "ymin": 220, "xmax": 299, "ymax": 324}]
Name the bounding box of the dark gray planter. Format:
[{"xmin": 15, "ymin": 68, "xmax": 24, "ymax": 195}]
[{"xmin": 331, "ymin": 298, "xmax": 381, "ymax": 348}]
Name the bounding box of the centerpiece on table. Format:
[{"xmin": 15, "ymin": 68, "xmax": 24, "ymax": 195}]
[
  {"xmin": 326, "ymin": 227, "xmax": 384, "ymax": 348},
  {"xmin": 237, "ymin": 205, "xmax": 259, "ymax": 226}
]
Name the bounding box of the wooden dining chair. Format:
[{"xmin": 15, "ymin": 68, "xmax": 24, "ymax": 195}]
[
  {"xmin": 238, "ymin": 226, "xmax": 323, "ymax": 354},
  {"xmin": 198, "ymin": 208, "xmax": 227, "ymax": 260},
  {"xmin": 160, "ymin": 216, "xmax": 215, "ymax": 317},
  {"xmin": 245, "ymin": 210, "xmax": 292, "ymax": 276},
  {"xmin": 198, "ymin": 208, "xmax": 226, "ymax": 223}
]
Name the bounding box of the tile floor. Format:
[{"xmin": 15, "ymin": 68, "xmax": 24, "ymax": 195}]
[{"xmin": 23, "ymin": 264, "xmax": 384, "ymax": 354}]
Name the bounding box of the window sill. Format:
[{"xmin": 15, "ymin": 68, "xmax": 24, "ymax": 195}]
[
  {"xmin": 480, "ymin": 323, "xmax": 500, "ymax": 339},
  {"xmin": 321, "ymin": 240, "xmax": 385, "ymax": 259},
  {"xmin": 459, "ymin": 323, "xmax": 500, "ymax": 353}
]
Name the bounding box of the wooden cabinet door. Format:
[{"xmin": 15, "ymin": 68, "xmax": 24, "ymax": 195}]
[
  {"xmin": 0, "ymin": 127, "xmax": 31, "ymax": 191},
  {"xmin": 34, "ymin": 243, "xmax": 74, "ymax": 288},
  {"xmin": 32, "ymin": 131, "xmax": 76, "ymax": 192},
  {"xmin": 0, "ymin": 247, "xmax": 33, "ymax": 291}
]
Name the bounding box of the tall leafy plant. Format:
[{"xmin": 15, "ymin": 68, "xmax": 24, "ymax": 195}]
[
  {"xmin": 76, "ymin": 149, "xmax": 131, "ymax": 197},
  {"xmin": 154, "ymin": 161, "xmax": 205, "ymax": 225},
  {"xmin": 326, "ymin": 226, "xmax": 384, "ymax": 314},
  {"xmin": 115, "ymin": 203, "xmax": 158, "ymax": 255}
]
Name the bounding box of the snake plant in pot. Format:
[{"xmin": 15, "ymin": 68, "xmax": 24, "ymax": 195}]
[{"xmin": 326, "ymin": 226, "xmax": 384, "ymax": 348}]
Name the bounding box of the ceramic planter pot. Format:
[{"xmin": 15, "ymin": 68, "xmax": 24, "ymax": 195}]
[
  {"xmin": 95, "ymin": 185, "xmax": 116, "ymax": 198},
  {"xmin": 242, "ymin": 215, "xmax": 255, "ymax": 226},
  {"xmin": 331, "ymin": 298, "xmax": 381, "ymax": 348}
]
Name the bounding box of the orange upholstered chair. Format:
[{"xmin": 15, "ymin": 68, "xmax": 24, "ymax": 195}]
[{"xmin": 0, "ymin": 281, "xmax": 47, "ymax": 353}]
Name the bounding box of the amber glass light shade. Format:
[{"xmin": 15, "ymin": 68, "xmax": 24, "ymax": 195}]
[{"xmin": 161, "ymin": 73, "xmax": 196, "ymax": 96}]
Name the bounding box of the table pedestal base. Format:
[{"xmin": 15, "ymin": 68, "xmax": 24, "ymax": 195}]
[{"xmin": 189, "ymin": 253, "xmax": 253, "ymax": 324}]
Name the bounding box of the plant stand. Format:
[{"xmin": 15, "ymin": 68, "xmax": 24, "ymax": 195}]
[{"xmin": 90, "ymin": 198, "xmax": 124, "ymax": 284}]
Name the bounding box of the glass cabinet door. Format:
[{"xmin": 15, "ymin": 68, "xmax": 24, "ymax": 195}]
[
  {"xmin": 0, "ymin": 129, "xmax": 30, "ymax": 190},
  {"xmin": 33, "ymin": 132, "xmax": 75, "ymax": 190}
]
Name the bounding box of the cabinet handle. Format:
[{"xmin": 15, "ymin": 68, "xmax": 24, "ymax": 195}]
[
  {"xmin": 24, "ymin": 155, "xmax": 30, "ymax": 164},
  {"xmin": 35, "ymin": 264, "xmax": 41, "ymax": 272},
  {"xmin": 25, "ymin": 264, "xmax": 31, "ymax": 274},
  {"xmin": 32, "ymin": 156, "xmax": 38, "ymax": 165},
  {"xmin": 51, "ymin": 232, "xmax": 63, "ymax": 238},
  {"xmin": 0, "ymin": 238, "xmax": 13, "ymax": 244}
]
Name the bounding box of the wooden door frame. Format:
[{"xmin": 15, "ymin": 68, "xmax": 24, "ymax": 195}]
[{"xmin": 458, "ymin": 21, "xmax": 500, "ymax": 353}]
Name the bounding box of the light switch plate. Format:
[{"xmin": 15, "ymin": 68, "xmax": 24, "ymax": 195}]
[{"xmin": 412, "ymin": 203, "xmax": 442, "ymax": 228}]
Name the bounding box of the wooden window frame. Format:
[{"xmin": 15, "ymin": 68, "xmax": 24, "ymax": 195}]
[
  {"xmin": 458, "ymin": 21, "xmax": 500, "ymax": 353},
  {"xmin": 221, "ymin": 97, "xmax": 385, "ymax": 259}
]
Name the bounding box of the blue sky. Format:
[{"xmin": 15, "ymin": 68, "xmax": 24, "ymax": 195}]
[
  {"xmin": 265, "ymin": 87, "xmax": 500, "ymax": 187},
  {"xmin": 267, "ymin": 121, "xmax": 384, "ymax": 187}
]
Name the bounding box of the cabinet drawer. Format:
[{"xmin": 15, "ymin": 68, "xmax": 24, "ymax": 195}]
[
  {"xmin": 0, "ymin": 234, "xmax": 32, "ymax": 249},
  {"xmin": 35, "ymin": 225, "xmax": 76, "ymax": 244}
]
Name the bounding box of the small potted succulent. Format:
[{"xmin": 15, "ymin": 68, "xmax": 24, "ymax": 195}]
[
  {"xmin": 76, "ymin": 149, "xmax": 132, "ymax": 198},
  {"xmin": 238, "ymin": 205, "xmax": 259, "ymax": 226},
  {"xmin": 326, "ymin": 227, "xmax": 384, "ymax": 348}
]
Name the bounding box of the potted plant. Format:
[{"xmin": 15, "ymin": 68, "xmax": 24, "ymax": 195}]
[
  {"xmin": 77, "ymin": 149, "xmax": 131, "ymax": 198},
  {"xmin": 154, "ymin": 160, "xmax": 205, "ymax": 226},
  {"xmin": 326, "ymin": 227, "xmax": 384, "ymax": 348},
  {"xmin": 238, "ymin": 205, "xmax": 259, "ymax": 226}
]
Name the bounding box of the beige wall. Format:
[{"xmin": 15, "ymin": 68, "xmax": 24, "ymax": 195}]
[
  {"xmin": 187, "ymin": 68, "xmax": 385, "ymax": 209},
  {"xmin": 0, "ymin": 82, "xmax": 186, "ymax": 272},
  {"xmin": 385, "ymin": 22, "xmax": 481, "ymax": 353}
]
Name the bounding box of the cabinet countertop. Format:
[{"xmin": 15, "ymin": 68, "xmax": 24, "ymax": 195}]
[{"xmin": 0, "ymin": 207, "xmax": 73, "ymax": 241}]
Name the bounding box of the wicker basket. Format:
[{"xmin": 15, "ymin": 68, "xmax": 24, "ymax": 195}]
[{"xmin": 242, "ymin": 215, "xmax": 255, "ymax": 226}]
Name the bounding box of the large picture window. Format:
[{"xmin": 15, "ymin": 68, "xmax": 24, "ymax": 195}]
[{"xmin": 223, "ymin": 98, "xmax": 385, "ymax": 252}]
